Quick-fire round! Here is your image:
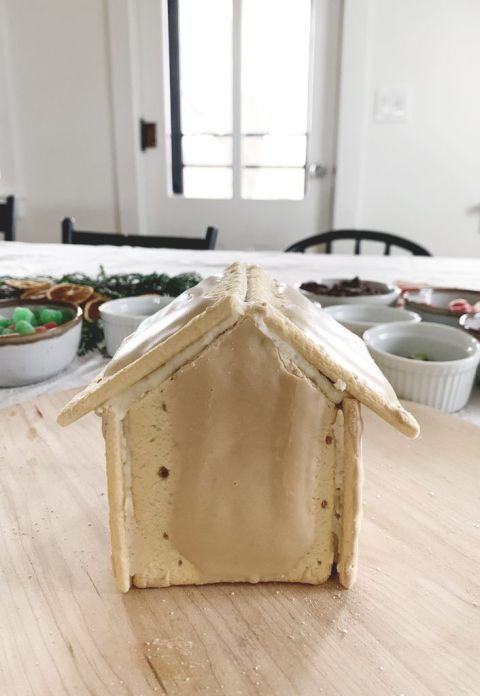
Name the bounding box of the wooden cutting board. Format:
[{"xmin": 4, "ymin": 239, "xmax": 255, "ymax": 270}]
[{"xmin": 0, "ymin": 390, "xmax": 479, "ymax": 696}]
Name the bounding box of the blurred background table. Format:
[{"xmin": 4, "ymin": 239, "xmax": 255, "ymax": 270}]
[{"xmin": 1, "ymin": 241, "xmax": 480, "ymax": 422}]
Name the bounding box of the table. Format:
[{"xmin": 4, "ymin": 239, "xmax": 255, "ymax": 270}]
[
  {"xmin": 1, "ymin": 243, "xmax": 479, "ymax": 695},
  {"xmin": 1, "ymin": 242, "xmax": 480, "ymax": 423},
  {"xmin": 1, "ymin": 390, "xmax": 478, "ymax": 696}
]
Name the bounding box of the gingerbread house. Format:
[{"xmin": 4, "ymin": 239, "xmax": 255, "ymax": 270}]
[{"xmin": 58, "ymin": 263, "xmax": 419, "ymax": 592}]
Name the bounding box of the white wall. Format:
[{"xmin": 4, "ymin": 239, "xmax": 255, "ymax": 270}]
[
  {"xmin": 1, "ymin": 0, "xmax": 479, "ymax": 255},
  {"xmin": 0, "ymin": 0, "xmax": 118, "ymax": 244},
  {"xmin": 335, "ymin": 0, "xmax": 480, "ymax": 257}
]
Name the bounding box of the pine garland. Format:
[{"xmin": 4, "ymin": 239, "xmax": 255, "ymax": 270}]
[{"xmin": 0, "ymin": 267, "xmax": 202, "ymax": 355}]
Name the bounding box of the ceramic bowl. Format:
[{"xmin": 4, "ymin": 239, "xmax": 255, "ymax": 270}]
[
  {"xmin": 100, "ymin": 294, "xmax": 174, "ymax": 356},
  {"xmin": 0, "ymin": 300, "xmax": 82, "ymax": 387},
  {"xmin": 459, "ymin": 312, "xmax": 480, "ymax": 340},
  {"xmin": 323, "ymin": 304, "xmax": 421, "ymax": 336},
  {"xmin": 363, "ymin": 322, "xmax": 480, "ymax": 412},
  {"xmin": 299, "ymin": 278, "xmax": 400, "ymax": 307},
  {"xmin": 460, "ymin": 312, "xmax": 480, "ymax": 382},
  {"xmin": 404, "ymin": 287, "xmax": 480, "ymax": 326}
]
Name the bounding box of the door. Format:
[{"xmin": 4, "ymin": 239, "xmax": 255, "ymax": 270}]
[{"xmin": 134, "ymin": 0, "xmax": 341, "ymax": 250}]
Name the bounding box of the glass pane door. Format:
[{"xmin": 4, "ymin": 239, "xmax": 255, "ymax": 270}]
[
  {"xmin": 168, "ymin": 0, "xmax": 312, "ymax": 200},
  {"xmin": 135, "ymin": 0, "xmax": 340, "ymax": 249}
]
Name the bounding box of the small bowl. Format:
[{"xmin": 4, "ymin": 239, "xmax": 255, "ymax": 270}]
[
  {"xmin": 460, "ymin": 312, "xmax": 480, "ymax": 382},
  {"xmin": 299, "ymin": 278, "xmax": 400, "ymax": 307},
  {"xmin": 100, "ymin": 294, "xmax": 174, "ymax": 356},
  {"xmin": 363, "ymin": 322, "xmax": 480, "ymax": 412},
  {"xmin": 404, "ymin": 287, "xmax": 480, "ymax": 326},
  {"xmin": 460, "ymin": 312, "xmax": 480, "ymax": 340},
  {"xmin": 323, "ymin": 304, "xmax": 421, "ymax": 336},
  {"xmin": 0, "ymin": 299, "xmax": 82, "ymax": 387}
]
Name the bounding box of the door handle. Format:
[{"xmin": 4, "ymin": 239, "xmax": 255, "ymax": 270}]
[{"xmin": 307, "ymin": 163, "xmax": 328, "ymax": 179}]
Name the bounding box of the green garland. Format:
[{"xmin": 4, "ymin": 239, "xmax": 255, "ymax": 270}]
[{"xmin": 0, "ymin": 267, "xmax": 202, "ymax": 356}]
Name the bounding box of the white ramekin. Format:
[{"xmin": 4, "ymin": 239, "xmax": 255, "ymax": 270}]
[
  {"xmin": 323, "ymin": 304, "xmax": 421, "ymax": 336},
  {"xmin": 100, "ymin": 295, "xmax": 174, "ymax": 356},
  {"xmin": 363, "ymin": 322, "xmax": 480, "ymax": 412}
]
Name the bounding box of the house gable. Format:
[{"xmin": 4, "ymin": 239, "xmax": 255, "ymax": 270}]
[{"xmin": 111, "ymin": 317, "xmax": 340, "ymax": 588}]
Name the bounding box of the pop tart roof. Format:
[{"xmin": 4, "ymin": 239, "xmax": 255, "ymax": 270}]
[{"xmin": 58, "ymin": 263, "xmax": 419, "ymax": 438}]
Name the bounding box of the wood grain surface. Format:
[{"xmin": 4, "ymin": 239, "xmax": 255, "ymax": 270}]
[{"xmin": 0, "ymin": 389, "xmax": 479, "ymax": 696}]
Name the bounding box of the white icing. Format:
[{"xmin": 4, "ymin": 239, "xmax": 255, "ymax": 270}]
[
  {"xmin": 253, "ymin": 315, "xmax": 344, "ymax": 404},
  {"xmin": 104, "ymin": 274, "xmax": 223, "ymax": 377},
  {"xmin": 276, "ymin": 282, "xmax": 399, "ymax": 404},
  {"xmin": 103, "ymin": 264, "xmax": 401, "ymax": 414},
  {"xmin": 108, "ymin": 316, "xmax": 239, "ymax": 419}
]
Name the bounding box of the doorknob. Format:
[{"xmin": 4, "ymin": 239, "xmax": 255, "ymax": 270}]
[{"xmin": 307, "ymin": 163, "xmax": 328, "ymax": 179}]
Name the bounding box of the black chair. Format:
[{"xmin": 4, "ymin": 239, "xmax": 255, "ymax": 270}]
[
  {"xmin": 285, "ymin": 229, "xmax": 431, "ymax": 256},
  {"xmin": 0, "ymin": 196, "xmax": 15, "ymax": 241},
  {"xmin": 61, "ymin": 217, "xmax": 218, "ymax": 250}
]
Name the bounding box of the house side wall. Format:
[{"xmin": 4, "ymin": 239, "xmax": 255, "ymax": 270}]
[
  {"xmin": 338, "ymin": 397, "xmax": 363, "ymax": 588},
  {"xmin": 102, "ymin": 409, "xmax": 132, "ymax": 592},
  {"xmin": 286, "ymin": 400, "xmax": 338, "ymax": 584}
]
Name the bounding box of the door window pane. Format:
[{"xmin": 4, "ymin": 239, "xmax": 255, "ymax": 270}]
[
  {"xmin": 183, "ymin": 136, "xmax": 232, "ymax": 166},
  {"xmin": 179, "ymin": 0, "xmax": 232, "ymax": 135},
  {"xmin": 242, "ymin": 168, "xmax": 305, "ymax": 200},
  {"xmin": 242, "ymin": 135, "xmax": 307, "ymax": 167},
  {"xmin": 241, "ymin": 0, "xmax": 311, "ymax": 134},
  {"xmin": 183, "ymin": 167, "xmax": 233, "ymax": 199}
]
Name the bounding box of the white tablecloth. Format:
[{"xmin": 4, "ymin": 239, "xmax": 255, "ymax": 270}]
[{"xmin": 1, "ymin": 241, "xmax": 479, "ymax": 424}]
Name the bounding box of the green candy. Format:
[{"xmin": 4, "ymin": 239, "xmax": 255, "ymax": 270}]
[
  {"xmin": 0, "ymin": 315, "xmax": 9, "ymax": 328},
  {"xmin": 413, "ymin": 352, "xmax": 430, "ymax": 361},
  {"xmin": 61, "ymin": 308, "xmax": 74, "ymax": 322},
  {"xmin": 15, "ymin": 320, "xmax": 35, "ymax": 335},
  {"xmin": 39, "ymin": 308, "xmax": 55, "ymax": 324},
  {"xmin": 39, "ymin": 308, "xmax": 63, "ymax": 325},
  {"xmin": 12, "ymin": 307, "xmax": 35, "ymax": 324}
]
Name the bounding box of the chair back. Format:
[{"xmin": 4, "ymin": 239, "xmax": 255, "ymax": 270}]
[
  {"xmin": 61, "ymin": 218, "xmax": 218, "ymax": 250},
  {"xmin": 0, "ymin": 196, "xmax": 15, "ymax": 241},
  {"xmin": 285, "ymin": 229, "xmax": 431, "ymax": 256}
]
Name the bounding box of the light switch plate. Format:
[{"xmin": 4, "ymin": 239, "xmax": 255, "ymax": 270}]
[{"xmin": 374, "ymin": 88, "xmax": 411, "ymax": 123}]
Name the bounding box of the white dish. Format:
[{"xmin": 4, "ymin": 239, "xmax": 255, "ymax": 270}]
[
  {"xmin": 404, "ymin": 287, "xmax": 480, "ymax": 326},
  {"xmin": 0, "ymin": 300, "xmax": 82, "ymax": 387},
  {"xmin": 460, "ymin": 312, "xmax": 480, "ymax": 340},
  {"xmin": 100, "ymin": 294, "xmax": 174, "ymax": 356},
  {"xmin": 460, "ymin": 312, "xmax": 480, "ymax": 382},
  {"xmin": 323, "ymin": 304, "xmax": 421, "ymax": 336},
  {"xmin": 363, "ymin": 322, "xmax": 480, "ymax": 412},
  {"xmin": 299, "ymin": 278, "xmax": 400, "ymax": 307}
]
